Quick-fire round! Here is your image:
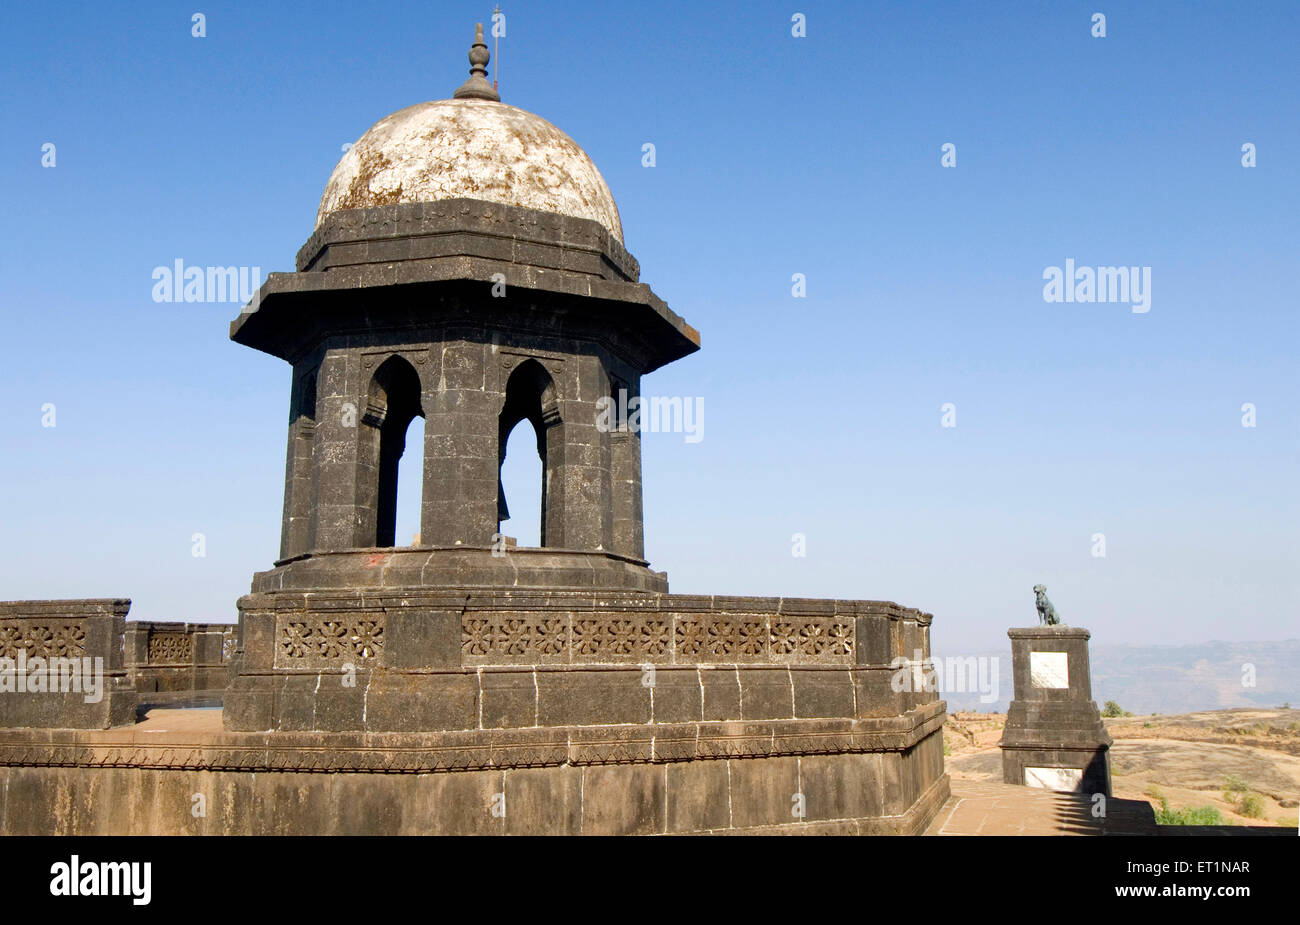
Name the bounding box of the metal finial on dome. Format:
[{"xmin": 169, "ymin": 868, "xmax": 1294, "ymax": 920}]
[{"xmin": 453, "ymin": 23, "xmax": 500, "ymax": 101}]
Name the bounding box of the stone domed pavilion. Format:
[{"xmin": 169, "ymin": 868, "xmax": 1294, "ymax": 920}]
[{"xmin": 0, "ymin": 25, "xmax": 948, "ymax": 836}]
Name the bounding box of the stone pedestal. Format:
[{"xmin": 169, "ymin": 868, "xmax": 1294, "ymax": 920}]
[{"xmin": 999, "ymin": 626, "xmax": 1110, "ymax": 796}]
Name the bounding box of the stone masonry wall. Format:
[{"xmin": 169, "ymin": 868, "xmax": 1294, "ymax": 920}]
[
  {"xmin": 124, "ymin": 620, "xmax": 234, "ymax": 695},
  {"xmin": 0, "ymin": 599, "xmax": 134, "ymax": 728}
]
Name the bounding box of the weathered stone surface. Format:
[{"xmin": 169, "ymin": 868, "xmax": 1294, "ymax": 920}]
[
  {"xmin": 479, "ymin": 669, "xmax": 537, "ymax": 728},
  {"xmin": 648, "ymin": 667, "xmax": 702, "ymax": 724},
  {"xmin": 504, "ymin": 764, "xmax": 582, "ymax": 835},
  {"xmin": 738, "ymin": 667, "xmax": 795, "ymax": 720},
  {"xmin": 800, "ymin": 752, "xmax": 885, "ymax": 822},
  {"xmin": 700, "ymin": 665, "xmax": 742, "ymax": 721},
  {"xmin": 581, "ymin": 764, "xmax": 666, "ymax": 835},
  {"xmin": 316, "ymin": 103, "xmax": 626, "ymax": 242},
  {"xmin": 728, "ymin": 755, "xmax": 801, "ymax": 829},
  {"xmin": 535, "ymin": 669, "xmax": 651, "ymax": 727},
  {"xmin": 666, "ymin": 759, "xmax": 731, "ymax": 832},
  {"xmin": 791, "ymin": 668, "xmax": 855, "ymax": 718}
]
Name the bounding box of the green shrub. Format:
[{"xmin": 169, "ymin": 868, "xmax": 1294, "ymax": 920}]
[
  {"xmin": 1222, "ymin": 774, "xmax": 1248, "ymax": 801},
  {"xmin": 1236, "ymin": 792, "xmax": 1266, "ymax": 819},
  {"xmin": 1154, "ymin": 799, "xmax": 1224, "ymax": 826},
  {"xmin": 1101, "ymin": 700, "xmax": 1130, "ymax": 718}
]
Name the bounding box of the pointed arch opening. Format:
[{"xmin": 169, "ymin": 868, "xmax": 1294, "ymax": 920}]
[
  {"xmin": 366, "ymin": 355, "xmax": 424, "ymax": 548},
  {"xmin": 497, "ymin": 359, "xmax": 560, "ymax": 547},
  {"xmin": 394, "ymin": 414, "xmax": 425, "ymax": 545}
]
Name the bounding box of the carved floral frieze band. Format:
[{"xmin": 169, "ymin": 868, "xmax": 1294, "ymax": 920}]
[
  {"xmin": 267, "ymin": 611, "xmax": 853, "ymax": 667},
  {"xmin": 461, "ymin": 612, "xmax": 854, "ymax": 665},
  {"xmin": 0, "ymin": 622, "xmax": 88, "ymax": 659},
  {"xmin": 147, "ymin": 633, "xmax": 193, "ymax": 664},
  {"xmin": 275, "ymin": 617, "xmax": 385, "ymax": 668}
]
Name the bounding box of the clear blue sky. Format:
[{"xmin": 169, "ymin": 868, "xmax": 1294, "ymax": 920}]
[{"xmin": 1, "ymin": 1, "xmax": 1296, "ymax": 651}]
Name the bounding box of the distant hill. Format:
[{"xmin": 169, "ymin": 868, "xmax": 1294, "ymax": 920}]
[{"xmin": 933, "ymin": 639, "xmax": 1300, "ymax": 714}]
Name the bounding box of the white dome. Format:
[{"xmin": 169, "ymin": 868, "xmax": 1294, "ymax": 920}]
[{"xmin": 317, "ymin": 98, "xmax": 623, "ymax": 242}]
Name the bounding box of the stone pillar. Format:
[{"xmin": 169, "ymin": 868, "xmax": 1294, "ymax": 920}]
[
  {"xmin": 999, "ymin": 626, "xmax": 1111, "ymax": 796},
  {"xmin": 423, "ymin": 341, "xmax": 499, "ymax": 547},
  {"xmin": 549, "ymin": 354, "xmax": 611, "ymax": 550},
  {"xmin": 609, "ymin": 427, "xmax": 644, "ymax": 559},
  {"xmin": 123, "ymin": 621, "xmax": 150, "ymax": 676},
  {"xmin": 280, "ymin": 365, "xmax": 319, "ymax": 559},
  {"xmin": 312, "ymin": 350, "xmax": 364, "ymax": 550},
  {"xmin": 608, "ymin": 371, "xmax": 645, "ymax": 560},
  {"xmin": 549, "ymin": 419, "xmax": 607, "ymax": 549}
]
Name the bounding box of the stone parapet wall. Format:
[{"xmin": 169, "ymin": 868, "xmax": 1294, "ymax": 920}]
[
  {"xmin": 0, "ymin": 599, "xmax": 135, "ymax": 729},
  {"xmin": 125, "ymin": 621, "xmax": 234, "ymax": 695},
  {"xmin": 227, "ymin": 588, "xmax": 937, "ymax": 733},
  {"xmin": 0, "ymin": 702, "xmax": 948, "ymax": 834},
  {"xmin": 0, "ymin": 754, "xmax": 949, "ymax": 836}
]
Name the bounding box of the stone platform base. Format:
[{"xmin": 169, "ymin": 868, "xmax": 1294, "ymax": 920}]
[
  {"xmin": 0, "ymin": 703, "xmax": 948, "ymax": 835},
  {"xmin": 253, "ymin": 546, "xmax": 670, "ymax": 594},
  {"xmin": 227, "ymin": 587, "xmax": 936, "ymax": 733}
]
